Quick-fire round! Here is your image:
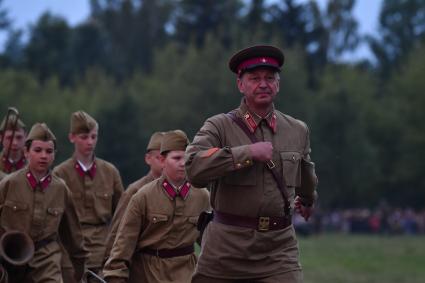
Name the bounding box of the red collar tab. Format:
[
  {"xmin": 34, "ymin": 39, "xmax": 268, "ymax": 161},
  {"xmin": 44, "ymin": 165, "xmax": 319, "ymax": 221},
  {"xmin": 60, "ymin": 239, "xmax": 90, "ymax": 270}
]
[
  {"xmin": 162, "ymin": 179, "xmax": 191, "ymax": 200},
  {"xmin": 26, "ymin": 170, "xmax": 52, "ymax": 191},
  {"xmin": 237, "ymin": 57, "xmax": 279, "ymax": 75},
  {"xmin": 243, "ymin": 112, "xmax": 277, "ymax": 134},
  {"xmin": 2, "ymin": 156, "xmax": 26, "ymax": 173},
  {"xmin": 243, "ymin": 112, "xmax": 257, "ymax": 133},
  {"xmin": 179, "ymin": 181, "xmax": 191, "ymax": 200},
  {"xmin": 74, "ymin": 161, "xmax": 96, "ymax": 179}
]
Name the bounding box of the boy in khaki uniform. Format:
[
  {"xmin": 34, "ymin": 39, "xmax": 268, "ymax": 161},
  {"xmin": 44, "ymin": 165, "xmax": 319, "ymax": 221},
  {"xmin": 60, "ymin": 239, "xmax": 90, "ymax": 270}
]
[
  {"xmin": 104, "ymin": 131, "xmax": 164, "ymax": 260},
  {"xmin": 0, "ymin": 123, "xmax": 87, "ymax": 282},
  {"xmin": 103, "ymin": 130, "xmax": 210, "ymax": 283},
  {"xmin": 0, "ymin": 111, "xmax": 27, "ymax": 175},
  {"xmin": 53, "ymin": 111, "xmax": 124, "ymax": 282},
  {"xmin": 185, "ymin": 45, "xmax": 318, "ymax": 283}
]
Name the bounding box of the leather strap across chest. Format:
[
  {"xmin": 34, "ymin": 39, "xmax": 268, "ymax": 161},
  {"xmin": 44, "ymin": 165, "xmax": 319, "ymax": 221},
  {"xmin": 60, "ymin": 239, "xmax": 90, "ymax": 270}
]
[{"xmin": 227, "ymin": 111, "xmax": 291, "ymax": 217}]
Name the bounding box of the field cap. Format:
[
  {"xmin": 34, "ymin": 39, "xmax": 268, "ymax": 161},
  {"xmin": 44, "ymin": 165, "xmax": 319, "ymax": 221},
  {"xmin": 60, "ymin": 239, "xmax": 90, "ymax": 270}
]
[
  {"xmin": 70, "ymin": 111, "xmax": 98, "ymax": 134},
  {"xmin": 147, "ymin": 131, "xmax": 165, "ymax": 151},
  {"xmin": 160, "ymin": 130, "xmax": 189, "ymax": 154},
  {"xmin": 0, "ymin": 112, "xmax": 25, "ymax": 133},
  {"xmin": 26, "ymin": 123, "xmax": 56, "ymax": 143}
]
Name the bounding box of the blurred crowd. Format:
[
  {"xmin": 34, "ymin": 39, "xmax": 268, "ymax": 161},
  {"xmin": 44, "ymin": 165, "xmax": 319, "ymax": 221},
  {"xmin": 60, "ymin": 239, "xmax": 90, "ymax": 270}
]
[{"xmin": 294, "ymin": 203, "xmax": 425, "ymax": 236}]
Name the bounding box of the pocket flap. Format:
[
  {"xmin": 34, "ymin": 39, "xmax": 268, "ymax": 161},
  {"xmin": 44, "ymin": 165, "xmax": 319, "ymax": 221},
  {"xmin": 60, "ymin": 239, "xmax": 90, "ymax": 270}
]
[
  {"xmin": 47, "ymin": 207, "xmax": 64, "ymax": 216},
  {"xmin": 150, "ymin": 214, "xmax": 168, "ymax": 223},
  {"xmin": 95, "ymin": 191, "xmax": 112, "ymax": 199},
  {"xmin": 280, "ymin": 152, "xmax": 301, "ymax": 162},
  {"xmin": 5, "ymin": 200, "xmax": 28, "ymax": 211}
]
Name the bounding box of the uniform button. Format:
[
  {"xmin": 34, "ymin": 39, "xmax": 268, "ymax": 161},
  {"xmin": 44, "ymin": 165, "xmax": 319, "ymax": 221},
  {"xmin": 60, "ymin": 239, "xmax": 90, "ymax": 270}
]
[
  {"xmin": 236, "ymin": 163, "xmax": 242, "ymax": 168},
  {"xmin": 292, "ymin": 155, "xmax": 296, "ymax": 161},
  {"xmin": 104, "ymin": 193, "xmax": 108, "ymax": 197},
  {"xmin": 153, "ymin": 217, "xmax": 157, "ymax": 222},
  {"xmin": 245, "ymin": 160, "xmax": 251, "ymax": 165},
  {"xmin": 13, "ymin": 206, "xmax": 17, "ymax": 210}
]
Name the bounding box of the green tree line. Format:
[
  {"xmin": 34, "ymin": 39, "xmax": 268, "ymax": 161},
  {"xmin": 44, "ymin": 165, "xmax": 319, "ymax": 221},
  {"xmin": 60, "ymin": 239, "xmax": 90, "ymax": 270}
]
[{"xmin": 0, "ymin": 0, "xmax": 424, "ymax": 209}]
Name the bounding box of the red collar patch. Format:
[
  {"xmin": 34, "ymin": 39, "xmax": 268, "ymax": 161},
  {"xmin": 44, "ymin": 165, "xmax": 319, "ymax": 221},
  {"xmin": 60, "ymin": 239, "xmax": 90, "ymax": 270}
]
[
  {"xmin": 2, "ymin": 155, "xmax": 26, "ymax": 173},
  {"xmin": 243, "ymin": 112, "xmax": 277, "ymax": 134},
  {"xmin": 162, "ymin": 179, "xmax": 191, "ymax": 200},
  {"xmin": 75, "ymin": 161, "xmax": 96, "ymax": 179},
  {"xmin": 26, "ymin": 170, "xmax": 52, "ymax": 191}
]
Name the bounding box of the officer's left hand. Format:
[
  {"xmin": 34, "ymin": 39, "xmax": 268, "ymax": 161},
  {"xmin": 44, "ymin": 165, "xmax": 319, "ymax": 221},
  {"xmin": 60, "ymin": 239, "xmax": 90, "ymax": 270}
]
[{"xmin": 294, "ymin": 196, "xmax": 313, "ymax": 221}]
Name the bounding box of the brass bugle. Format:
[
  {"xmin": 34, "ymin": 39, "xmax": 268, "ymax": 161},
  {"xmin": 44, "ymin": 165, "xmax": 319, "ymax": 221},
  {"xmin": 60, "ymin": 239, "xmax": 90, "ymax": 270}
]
[{"xmin": 0, "ymin": 230, "xmax": 34, "ymax": 266}]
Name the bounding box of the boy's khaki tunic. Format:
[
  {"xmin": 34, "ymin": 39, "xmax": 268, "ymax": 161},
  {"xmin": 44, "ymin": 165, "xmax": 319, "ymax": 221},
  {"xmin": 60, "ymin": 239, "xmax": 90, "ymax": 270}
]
[
  {"xmin": 104, "ymin": 171, "xmax": 156, "ymax": 259},
  {"xmin": 53, "ymin": 156, "xmax": 124, "ymax": 269},
  {"xmin": 0, "ymin": 168, "xmax": 87, "ymax": 282},
  {"xmin": 103, "ymin": 175, "xmax": 210, "ymax": 283},
  {"xmin": 185, "ymin": 99, "xmax": 318, "ymax": 279}
]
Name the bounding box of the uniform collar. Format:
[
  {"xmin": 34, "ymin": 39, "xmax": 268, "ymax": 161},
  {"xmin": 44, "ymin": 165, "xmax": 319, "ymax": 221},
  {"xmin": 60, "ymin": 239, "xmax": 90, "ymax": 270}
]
[
  {"xmin": 1, "ymin": 151, "xmax": 26, "ymax": 173},
  {"xmin": 26, "ymin": 169, "xmax": 52, "ymax": 191},
  {"xmin": 74, "ymin": 159, "xmax": 97, "ymax": 179},
  {"xmin": 161, "ymin": 177, "xmax": 191, "ymax": 200},
  {"xmin": 238, "ymin": 99, "xmax": 277, "ymax": 134}
]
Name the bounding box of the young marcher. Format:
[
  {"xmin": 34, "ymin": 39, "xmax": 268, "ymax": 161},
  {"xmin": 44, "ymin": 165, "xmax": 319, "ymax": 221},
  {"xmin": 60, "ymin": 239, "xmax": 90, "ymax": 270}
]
[
  {"xmin": 104, "ymin": 131, "xmax": 165, "ymax": 260},
  {"xmin": 0, "ymin": 122, "xmax": 87, "ymax": 282},
  {"xmin": 54, "ymin": 111, "xmax": 124, "ymax": 282},
  {"xmin": 0, "ymin": 110, "xmax": 27, "ymax": 176},
  {"xmin": 103, "ymin": 130, "xmax": 210, "ymax": 283}
]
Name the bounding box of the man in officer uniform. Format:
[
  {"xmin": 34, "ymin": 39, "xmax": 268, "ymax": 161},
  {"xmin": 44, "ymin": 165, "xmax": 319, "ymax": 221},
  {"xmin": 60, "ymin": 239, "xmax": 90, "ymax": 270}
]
[
  {"xmin": 103, "ymin": 130, "xmax": 210, "ymax": 283},
  {"xmin": 0, "ymin": 111, "xmax": 27, "ymax": 176},
  {"xmin": 0, "ymin": 122, "xmax": 87, "ymax": 282},
  {"xmin": 104, "ymin": 131, "xmax": 165, "ymax": 259},
  {"xmin": 53, "ymin": 111, "xmax": 124, "ymax": 282},
  {"xmin": 185, "ymin": 45, "xmax": 318, "ymax": 282}
]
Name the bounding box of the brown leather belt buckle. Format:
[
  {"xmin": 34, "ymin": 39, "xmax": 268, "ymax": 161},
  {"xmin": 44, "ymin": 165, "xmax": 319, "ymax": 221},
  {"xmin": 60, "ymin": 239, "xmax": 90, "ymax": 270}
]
[
  {"xmin": 266, "ymin": 160, "xmax": 275, "ymax": 169},
  {"xmin": 258, "ymin": 216, "xmax": 270, "ymax": 231}
]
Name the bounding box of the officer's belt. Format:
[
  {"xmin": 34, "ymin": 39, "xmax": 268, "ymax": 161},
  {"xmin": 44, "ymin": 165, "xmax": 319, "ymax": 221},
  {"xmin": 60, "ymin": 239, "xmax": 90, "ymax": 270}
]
[
  {"xmin": 213, "ymin": 210, "xmax": 291, "ymax": 232},
  {"xmin": 140, "ymin": 245, "xmax": 194, "ymax": 258},
  {"xmin": 34, "ymin": 235, "xmax": 57, "ymax": 250}
]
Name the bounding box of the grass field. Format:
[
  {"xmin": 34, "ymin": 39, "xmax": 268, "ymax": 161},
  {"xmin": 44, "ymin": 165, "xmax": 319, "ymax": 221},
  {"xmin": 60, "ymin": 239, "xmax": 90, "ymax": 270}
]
[
  {"xmin": 196, "ymin": 233, "xmax": 425, "ymax": 282},
  {"xmin": 299, "ymin": 234, "xmax": 425, "ymax": 283}
]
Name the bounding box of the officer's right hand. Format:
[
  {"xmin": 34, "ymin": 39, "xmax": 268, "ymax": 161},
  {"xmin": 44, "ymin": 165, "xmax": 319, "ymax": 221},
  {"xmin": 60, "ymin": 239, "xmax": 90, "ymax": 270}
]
[{"xmin": 249, "ymin": 142, "xmax": 273, "ymax": 162}]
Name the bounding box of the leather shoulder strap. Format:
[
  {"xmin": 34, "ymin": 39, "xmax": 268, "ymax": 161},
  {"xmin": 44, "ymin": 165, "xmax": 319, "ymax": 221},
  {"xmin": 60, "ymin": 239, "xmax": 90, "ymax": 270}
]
[{"xmin": 226, "ymin": 112, "xmax": 291, "ymax": 216}]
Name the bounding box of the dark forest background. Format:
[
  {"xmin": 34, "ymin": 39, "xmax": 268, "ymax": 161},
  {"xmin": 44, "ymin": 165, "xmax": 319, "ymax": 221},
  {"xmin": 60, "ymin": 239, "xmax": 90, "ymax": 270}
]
[{"xmin": 0, "ymin": 0, "xmax": 424, "ymax": 209}]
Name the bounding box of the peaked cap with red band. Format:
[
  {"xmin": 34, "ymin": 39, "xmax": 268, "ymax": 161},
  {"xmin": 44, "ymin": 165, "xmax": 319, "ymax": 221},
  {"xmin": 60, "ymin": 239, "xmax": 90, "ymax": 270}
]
[{"xmin": 228, "ymin": 45, "xmax": 284, "ymax": 76}]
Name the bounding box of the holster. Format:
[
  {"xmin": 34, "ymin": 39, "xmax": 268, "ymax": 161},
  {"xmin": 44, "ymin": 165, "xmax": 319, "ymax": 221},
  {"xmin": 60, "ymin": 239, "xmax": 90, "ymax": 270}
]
[{"xmin": 197, "ymin": 211, "xmax": 213, "ymax": 233}]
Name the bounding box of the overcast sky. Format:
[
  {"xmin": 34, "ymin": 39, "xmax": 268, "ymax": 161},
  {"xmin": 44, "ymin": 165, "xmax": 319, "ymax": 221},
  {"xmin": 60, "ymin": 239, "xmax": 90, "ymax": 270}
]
[{"xmin": 0, "ymin": 0, "xmax": 382, "ymax": 61}]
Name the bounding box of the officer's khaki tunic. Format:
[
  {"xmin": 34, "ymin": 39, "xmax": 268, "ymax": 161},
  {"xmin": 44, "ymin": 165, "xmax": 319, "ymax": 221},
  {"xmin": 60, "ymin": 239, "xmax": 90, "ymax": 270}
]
[
  {"xmin": 185, "ymin": 99, "xmax": 317, "ymax": 279},
  {"xmin": 103, "ymin": 175, "xmax": 210, "ymax": 283},
  {"xmin": 0, "ymin": 150, "xmax": 26, "ymax": 174},
  {"xmin": 104, "ymin": 171, "xmax": 156, "ymax": 259},
  {"xmin": 53, "ymin": 156, "xmax": 124, "ymax": 270},
  {"xmin": 0, "ymin": 168, "xmax": 87, "ymax": 282}
]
